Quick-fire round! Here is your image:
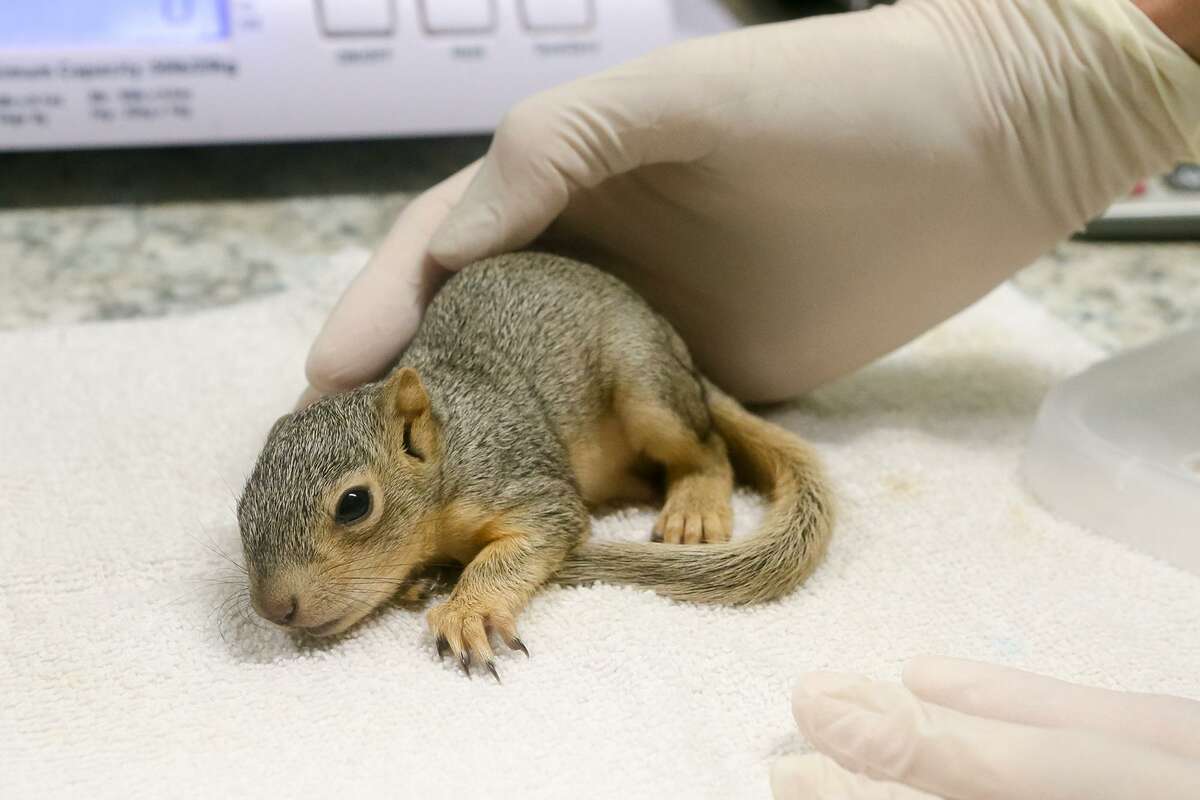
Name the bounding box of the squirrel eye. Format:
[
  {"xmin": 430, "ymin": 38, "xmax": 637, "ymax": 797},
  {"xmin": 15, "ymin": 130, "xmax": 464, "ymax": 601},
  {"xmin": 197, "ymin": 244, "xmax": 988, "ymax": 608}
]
[{"xmin": 334, "ymin": 487, "xmax": 371, "ymax": 525}]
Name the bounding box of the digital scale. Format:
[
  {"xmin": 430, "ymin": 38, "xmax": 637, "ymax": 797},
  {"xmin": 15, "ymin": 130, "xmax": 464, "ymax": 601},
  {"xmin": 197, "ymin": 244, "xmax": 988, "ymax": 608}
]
[
  {"xmin": 1, "ymin": 1, "xmax": 1196, "ymax": 238},
  {"xmin": 0, "ymin": 0, "xmax": 734, "ymax": 151}
]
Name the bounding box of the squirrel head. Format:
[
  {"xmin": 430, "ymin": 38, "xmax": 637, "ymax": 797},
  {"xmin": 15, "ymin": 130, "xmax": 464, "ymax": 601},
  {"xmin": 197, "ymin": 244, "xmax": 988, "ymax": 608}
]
[{"xmin": 237, "ymin": 367, "xmax": 441, "ymax": 637}]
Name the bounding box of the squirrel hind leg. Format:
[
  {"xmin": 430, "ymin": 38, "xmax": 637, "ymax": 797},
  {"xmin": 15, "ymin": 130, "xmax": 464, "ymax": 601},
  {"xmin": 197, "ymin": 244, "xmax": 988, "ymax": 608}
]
[{"xmin": 614, "ymin": 387, "xmax": 735, "ymax": 545}]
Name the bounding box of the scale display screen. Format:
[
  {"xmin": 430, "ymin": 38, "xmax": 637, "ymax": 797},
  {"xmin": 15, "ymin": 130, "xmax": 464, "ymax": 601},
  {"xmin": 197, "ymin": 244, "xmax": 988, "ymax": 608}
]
[{"xmin": 0, "ymin": 1, "xmax": 229, "ymax": 48}]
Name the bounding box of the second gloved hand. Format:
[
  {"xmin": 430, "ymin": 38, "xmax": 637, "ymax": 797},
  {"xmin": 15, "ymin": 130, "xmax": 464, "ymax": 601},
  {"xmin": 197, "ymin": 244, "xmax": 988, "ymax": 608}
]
[{"xmin": 772, "ymin": 656, "xmax": 1200, "ymax": 799}]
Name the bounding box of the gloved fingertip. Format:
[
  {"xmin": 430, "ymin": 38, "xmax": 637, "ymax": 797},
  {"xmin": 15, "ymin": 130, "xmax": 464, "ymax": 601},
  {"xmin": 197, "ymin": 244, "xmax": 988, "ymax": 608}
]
[
  {"xmin": 303, "ymin": 359, "xmax": 363, "ymax": 401},
  {"xmin": 303, "ymin": 343, "xmax": 346, "ymax": 395},
  {"xmin": 294, "ymin": 385, "xmax": 323, "ymax": 411},
  {"xmin": 791, "ymin": 674, "xmax": 870, "ymax": 740},
  {"xmin": 790, "ymin": 691, "xmax": 848, "ymax": 741}
]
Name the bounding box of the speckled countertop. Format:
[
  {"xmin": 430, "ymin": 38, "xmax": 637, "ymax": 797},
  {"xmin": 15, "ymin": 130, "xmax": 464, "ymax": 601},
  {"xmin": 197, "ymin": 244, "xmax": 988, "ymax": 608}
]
[{"xmin": 1, "ymin": 137, "xmax": 1198, "ymax": 354}]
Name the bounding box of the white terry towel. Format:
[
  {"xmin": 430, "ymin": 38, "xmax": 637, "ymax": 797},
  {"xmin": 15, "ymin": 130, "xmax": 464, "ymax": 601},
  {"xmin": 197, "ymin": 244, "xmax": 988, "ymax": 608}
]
[{"xmin": 3, "ymin": 250, "xmax": 1198, "ymax": 799}]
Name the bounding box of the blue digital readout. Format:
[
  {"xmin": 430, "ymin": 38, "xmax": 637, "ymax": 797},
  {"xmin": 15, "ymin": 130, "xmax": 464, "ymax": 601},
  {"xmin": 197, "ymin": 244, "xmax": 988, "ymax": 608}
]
[{"xmin": 0, "ymin": 1, "xmax": 229, "ymax": 48}]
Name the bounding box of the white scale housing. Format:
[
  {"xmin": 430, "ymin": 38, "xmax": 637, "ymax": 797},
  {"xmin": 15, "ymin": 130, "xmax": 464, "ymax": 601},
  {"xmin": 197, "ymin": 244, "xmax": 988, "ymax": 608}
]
[{"xmin": 0, "ymin": 0, "xmax": 734, "ymax": 151}]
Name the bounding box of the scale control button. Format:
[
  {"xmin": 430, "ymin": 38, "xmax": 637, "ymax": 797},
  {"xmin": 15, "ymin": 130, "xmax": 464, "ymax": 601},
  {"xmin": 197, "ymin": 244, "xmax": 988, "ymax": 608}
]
[
  {"xmin": 317, "ymin": 0, "xmax": 395, "ymax": 37},
  {"xmin": 419, "ymin": 0, "xmax": 495, "ymax": 34},
  {"xmin": 519, "ymin": 0, "xmax": 594, "ymax": 31}
]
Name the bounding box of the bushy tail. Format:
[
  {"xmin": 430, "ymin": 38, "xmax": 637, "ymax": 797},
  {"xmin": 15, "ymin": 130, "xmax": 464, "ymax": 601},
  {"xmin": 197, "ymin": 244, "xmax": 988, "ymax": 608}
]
[{"xmin": 554, "ymin": 383, "xmax": 833, "ymax": 605}]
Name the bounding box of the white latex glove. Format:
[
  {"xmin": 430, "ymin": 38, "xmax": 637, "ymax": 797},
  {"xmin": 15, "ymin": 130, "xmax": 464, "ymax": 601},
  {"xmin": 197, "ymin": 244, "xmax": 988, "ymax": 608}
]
[
  {"xmin": 771, "ymin": 656, "xmax": 1200, "ymax": 799},
  {"xmin": 303, "ymin": 0, "xmax": 1200, "ymax": 405}
]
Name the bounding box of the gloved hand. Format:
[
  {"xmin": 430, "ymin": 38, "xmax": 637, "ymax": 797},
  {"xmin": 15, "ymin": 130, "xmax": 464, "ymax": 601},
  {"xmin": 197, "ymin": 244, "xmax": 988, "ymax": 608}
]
[
  {"xmin": 303, "ymin": 0, "xmax": 1200, "ymax": 405},
  {"xmin": 771, "ymin": 656, "xmax": 1200, "ymax": 799}
]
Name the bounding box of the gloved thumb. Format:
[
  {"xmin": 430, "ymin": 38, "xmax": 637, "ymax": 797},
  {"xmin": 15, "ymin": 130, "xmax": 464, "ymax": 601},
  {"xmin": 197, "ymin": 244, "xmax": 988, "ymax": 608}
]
[{"xmin": 427, "ymin": 47, "xmax": 729, "ymax": 267}]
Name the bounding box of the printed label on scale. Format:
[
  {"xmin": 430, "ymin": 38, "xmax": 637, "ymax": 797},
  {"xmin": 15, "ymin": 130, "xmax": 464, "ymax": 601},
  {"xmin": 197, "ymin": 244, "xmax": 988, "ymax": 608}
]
[{"xmin": 0, "ymin": 55, "xmax": 233, "ymax": 129}]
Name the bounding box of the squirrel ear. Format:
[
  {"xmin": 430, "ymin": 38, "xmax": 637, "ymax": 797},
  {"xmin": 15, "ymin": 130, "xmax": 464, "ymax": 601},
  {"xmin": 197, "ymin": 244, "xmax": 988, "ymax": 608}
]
[{"xmin": 382, "ymin": 367, "xmax": 430, "ymax": 421}]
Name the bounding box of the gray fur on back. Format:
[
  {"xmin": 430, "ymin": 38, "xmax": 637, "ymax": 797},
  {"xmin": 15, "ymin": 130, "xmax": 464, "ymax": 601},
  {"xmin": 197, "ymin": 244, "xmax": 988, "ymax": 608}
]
[{"xmin": 398, "ymin": 252, "xmax": 699, "ymax": 506}]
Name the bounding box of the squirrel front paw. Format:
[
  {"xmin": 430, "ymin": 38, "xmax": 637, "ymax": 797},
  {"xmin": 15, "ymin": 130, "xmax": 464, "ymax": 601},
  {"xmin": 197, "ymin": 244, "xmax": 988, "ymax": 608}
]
[{"xmin": 427, "ymin": 596, "xmax": 529, "ymax": 681}]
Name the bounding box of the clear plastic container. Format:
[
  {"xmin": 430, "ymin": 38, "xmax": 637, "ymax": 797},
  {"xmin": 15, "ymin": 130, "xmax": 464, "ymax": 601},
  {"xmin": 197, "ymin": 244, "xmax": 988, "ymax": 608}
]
[{"xmin": 1022, "ymin": 327, "xmax": 1200, "ymax": 575}]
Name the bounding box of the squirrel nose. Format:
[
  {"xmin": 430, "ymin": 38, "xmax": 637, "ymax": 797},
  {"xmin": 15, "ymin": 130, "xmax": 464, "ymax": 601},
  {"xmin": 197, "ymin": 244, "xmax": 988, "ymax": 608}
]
[{"xmin": 258, "ymin": 594, "xmax": 299, "ymax": 626}]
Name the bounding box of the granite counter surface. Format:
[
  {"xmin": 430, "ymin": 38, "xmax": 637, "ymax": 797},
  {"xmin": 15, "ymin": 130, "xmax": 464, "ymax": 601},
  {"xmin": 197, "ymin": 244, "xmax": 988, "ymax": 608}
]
[{"xmin": 2, "ymin": 139, "xmax": 1197, "ymax": 355}]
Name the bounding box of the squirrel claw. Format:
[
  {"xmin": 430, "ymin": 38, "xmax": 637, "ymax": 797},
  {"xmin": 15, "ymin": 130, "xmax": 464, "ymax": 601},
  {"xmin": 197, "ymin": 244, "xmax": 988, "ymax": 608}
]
[
  {"xmin": 436, "ymin": 634, "xmax": 450, "ymax": 660},
  {"xmin": 428, "ymin": 599, "xmax": 515, "ymax": 680}
]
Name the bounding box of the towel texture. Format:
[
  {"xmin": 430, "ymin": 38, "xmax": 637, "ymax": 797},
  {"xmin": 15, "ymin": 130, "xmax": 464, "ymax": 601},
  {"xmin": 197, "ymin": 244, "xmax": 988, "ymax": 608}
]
[{"xmin": 3, "ymin": 250, "xmax": 1198, "ymax": 799}]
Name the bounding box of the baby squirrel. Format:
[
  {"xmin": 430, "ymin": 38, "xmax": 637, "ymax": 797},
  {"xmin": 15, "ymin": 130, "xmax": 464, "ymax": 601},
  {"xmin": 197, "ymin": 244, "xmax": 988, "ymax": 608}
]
[{"xmin": 238, "ymin": 253, "xmax": 833, "ymax": 677}]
